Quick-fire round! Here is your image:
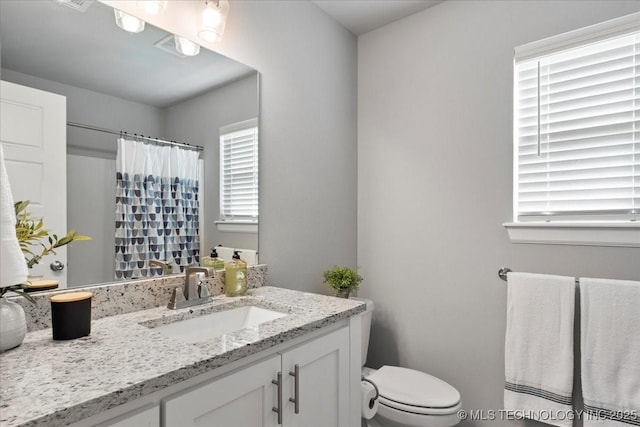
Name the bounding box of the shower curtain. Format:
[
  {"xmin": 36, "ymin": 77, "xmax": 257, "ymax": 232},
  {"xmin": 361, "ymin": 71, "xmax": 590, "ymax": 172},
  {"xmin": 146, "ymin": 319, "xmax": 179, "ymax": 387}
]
[{"xmin": 115, "ymin": 138, "xmax": 200, "ymax": 279}]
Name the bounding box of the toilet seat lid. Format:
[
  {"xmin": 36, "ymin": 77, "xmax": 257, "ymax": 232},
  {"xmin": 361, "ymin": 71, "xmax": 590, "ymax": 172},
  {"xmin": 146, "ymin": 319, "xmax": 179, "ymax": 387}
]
[{"xmin": 368, "ymin": 366, "xmax": 461, "ymax": 409}]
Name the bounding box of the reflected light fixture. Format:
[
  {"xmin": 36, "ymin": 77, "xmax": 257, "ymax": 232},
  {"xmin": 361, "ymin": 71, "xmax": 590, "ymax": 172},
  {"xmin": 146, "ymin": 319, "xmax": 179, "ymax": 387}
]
[
  {"xmin": 198, "ymin": 0, "xmax": 229, "ymax": 43},
  {"xmin": 137, "ymin": 0, "xmax": 168, "ymax": 15},
  {"xmin": 114, "ymin": 9, "xmax": 145, "ymax": 33},
  {"xmin": 174, "ymin": 36, "xmax": 201, "ymax": 57}
]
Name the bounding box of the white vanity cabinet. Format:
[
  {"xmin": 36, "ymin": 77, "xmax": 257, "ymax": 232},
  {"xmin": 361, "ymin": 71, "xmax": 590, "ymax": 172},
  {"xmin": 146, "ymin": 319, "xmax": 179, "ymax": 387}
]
[
  {"xmin": 163, "ymin": 326, "xmax": 350, "ymax": 427},
  {"xmin": 97, "ymin": 405, "xmax": 160, "ymax": 427},
  {"xmin": 281, "ymin": 326, "xmax": 350, "ymax": 426},
  {"xmin": 164, "ymin": 355, "xmax": 281, "ymax": 427}
]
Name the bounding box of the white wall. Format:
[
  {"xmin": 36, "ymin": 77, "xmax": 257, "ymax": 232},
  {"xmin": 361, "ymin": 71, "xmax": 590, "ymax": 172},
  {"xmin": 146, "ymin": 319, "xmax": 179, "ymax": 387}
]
[
  {"xmin": 358, "ymin": 1, "xmax": 640, "ymax": 425},
  {"xmin": 103, "ymin": 0, "xmax": 358, "ymax": 293},
  {"xmin": 164, "ymin": 73, "xmax": 259, "ymax": 256}
]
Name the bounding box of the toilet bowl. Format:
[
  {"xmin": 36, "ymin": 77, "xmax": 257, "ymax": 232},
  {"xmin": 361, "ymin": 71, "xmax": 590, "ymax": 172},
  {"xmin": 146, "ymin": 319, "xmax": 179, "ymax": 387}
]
[{"xmin": 354, "ymin": 298, "xmax": 461, "ymax": 427}]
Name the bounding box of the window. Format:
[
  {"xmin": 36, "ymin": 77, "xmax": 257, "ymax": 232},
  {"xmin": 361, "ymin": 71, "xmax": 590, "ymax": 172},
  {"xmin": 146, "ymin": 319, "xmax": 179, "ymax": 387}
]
[
  {"xmin": 507, "ymin": 13, "xmax": 640, "ymax": 247},
  {"xmin": 219, "ymin": 119, "xmax": 258, "ymax": 227}
]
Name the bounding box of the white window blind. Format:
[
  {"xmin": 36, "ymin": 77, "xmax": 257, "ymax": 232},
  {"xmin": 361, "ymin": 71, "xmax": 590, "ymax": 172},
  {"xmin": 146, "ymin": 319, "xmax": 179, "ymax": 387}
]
[
  {"xmin": 219, "ymin": 119, "xmax": 258, "ymax": 222},
  {"xmin": 513, "ymin": 22, "xmax": 639, "ymax": 222}
]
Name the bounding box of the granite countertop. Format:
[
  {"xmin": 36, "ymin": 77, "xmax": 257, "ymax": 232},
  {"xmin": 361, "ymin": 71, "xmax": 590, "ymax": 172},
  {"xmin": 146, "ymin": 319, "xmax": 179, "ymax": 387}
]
[{"xmin": 0, "ymin": 286, "xmax": 365, "ymax": 427}]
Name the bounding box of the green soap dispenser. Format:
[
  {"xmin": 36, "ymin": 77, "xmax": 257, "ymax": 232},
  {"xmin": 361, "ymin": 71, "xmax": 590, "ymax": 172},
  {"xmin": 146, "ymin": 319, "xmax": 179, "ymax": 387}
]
[
  {"xmin": 202, "ymin": 247, "xmax": 225, "ymax": 270},
  {"xmin": 225, "ymin": 250, "xmax": 248, "ymax": 297}
]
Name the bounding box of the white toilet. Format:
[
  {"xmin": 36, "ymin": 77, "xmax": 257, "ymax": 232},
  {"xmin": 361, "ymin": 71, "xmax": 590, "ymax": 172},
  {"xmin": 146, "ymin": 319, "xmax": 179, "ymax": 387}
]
[{"xmin": 356, "ymin": 298, "xmax": 462, "ymax": 427}]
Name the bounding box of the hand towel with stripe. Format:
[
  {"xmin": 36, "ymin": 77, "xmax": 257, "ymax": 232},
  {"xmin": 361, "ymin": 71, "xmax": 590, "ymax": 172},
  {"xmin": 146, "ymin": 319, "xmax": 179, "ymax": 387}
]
[
  {"xmin": 580, "ymin": 277, "xmax": 640, "ymax": 427},
  {"xmin": 504, "ymin": 272, "xmax": 575, "ymax": 427}
]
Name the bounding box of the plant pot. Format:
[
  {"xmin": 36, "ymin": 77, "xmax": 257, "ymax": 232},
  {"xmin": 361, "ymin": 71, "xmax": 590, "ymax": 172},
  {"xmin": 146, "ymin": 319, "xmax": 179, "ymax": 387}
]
[
  {"xmin": 336, "ymin": 288, "xmax": 351, "ymax": 299},
  {"xmin": 0, "ymin": 298, "xmax": 27, "ymax": 352}
]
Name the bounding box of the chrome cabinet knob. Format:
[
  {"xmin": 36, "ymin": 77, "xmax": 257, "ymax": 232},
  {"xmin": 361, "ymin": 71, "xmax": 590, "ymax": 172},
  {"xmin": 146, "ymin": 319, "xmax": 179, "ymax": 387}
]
[{"xmin": 50, "ymin": 260, "xmax": 65, "ymax": 271}]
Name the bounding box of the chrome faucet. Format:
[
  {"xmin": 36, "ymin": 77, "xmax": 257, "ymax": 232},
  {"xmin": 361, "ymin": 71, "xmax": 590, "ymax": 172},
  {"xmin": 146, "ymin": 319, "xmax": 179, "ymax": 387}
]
[
  {"xmin": 167, "ymin": 267, "xmax": 213, "ymax": 310},
  {"xmin": 149, "ymin": 260, "xmax": 173, "ymax": 275}
]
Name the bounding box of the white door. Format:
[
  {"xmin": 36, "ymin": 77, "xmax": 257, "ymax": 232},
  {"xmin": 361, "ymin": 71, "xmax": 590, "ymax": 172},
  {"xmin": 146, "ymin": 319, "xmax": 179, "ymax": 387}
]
[
  {"xmin": 163, "ymin": 355, "xmax": 281, "ymax": 427},
  {"xmin": 282, "ymin": 327, "xmax": 351, "ymax": 427},
  {"xmin": 0, "ymin": 80, "xmax": 67, "ymax": 286}
]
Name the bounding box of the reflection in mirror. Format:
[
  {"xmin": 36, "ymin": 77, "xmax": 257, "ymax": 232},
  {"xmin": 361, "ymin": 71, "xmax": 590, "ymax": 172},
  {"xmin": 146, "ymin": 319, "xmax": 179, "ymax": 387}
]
[{"xmin": 0, "ymin": 0, "xmax": 259, "ymax": 289}]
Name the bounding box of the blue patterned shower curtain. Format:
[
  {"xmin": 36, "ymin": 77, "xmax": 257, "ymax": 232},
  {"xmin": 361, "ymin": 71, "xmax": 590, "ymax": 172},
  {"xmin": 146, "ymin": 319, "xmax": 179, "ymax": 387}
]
[{"xmin": 115, "ymin": 138, "xmax": 200, "ymax": 279}]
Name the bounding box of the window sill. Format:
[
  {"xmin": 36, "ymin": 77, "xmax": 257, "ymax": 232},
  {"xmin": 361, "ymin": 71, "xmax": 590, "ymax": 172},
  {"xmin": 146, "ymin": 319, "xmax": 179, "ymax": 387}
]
[
  {"xmin": 503, "ymin": 222, "xmax": 640, "ymax": 248},
  {"xmin": 215, "ymin": 221, "xmax": 258, "ymax": 234}
]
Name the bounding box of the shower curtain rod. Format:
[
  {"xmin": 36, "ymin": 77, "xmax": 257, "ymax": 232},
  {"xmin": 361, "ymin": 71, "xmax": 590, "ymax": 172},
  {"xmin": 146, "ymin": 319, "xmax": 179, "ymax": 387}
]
[{"xmin": 67, "ymin": 121, "xmax": 204, "ymax": 152}]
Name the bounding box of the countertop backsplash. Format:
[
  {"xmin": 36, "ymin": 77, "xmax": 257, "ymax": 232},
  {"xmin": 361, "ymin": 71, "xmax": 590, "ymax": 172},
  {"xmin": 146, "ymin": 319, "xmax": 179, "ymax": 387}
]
[{"xmin": 12, "ymin": 264, "xmax": 267, "ymax": 332}]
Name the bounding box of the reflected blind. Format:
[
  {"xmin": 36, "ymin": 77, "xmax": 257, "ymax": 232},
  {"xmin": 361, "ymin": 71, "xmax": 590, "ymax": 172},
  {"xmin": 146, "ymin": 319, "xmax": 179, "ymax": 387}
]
[
  {"xmin": 514, "ymin": 30, "xmax": 639, "ymax": 221},
  {"xmin": 220, "ymin": 121, "xmax": 259, "ymax": 221}
]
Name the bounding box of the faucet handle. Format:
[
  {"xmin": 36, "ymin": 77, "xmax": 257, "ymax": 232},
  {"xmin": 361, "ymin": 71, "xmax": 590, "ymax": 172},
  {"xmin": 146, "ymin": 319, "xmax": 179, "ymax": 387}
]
[
  {"xmin": 167, "ymin": 286, "xmax": 186, "ymax": 309},
  {"xmin": 199, "ymin": 282, "xmax": 211, "ymax": 298}
]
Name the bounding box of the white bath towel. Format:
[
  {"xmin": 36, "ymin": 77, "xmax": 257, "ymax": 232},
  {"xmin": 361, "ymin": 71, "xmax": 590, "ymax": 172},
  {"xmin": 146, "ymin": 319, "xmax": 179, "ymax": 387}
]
[
  {"xmin": 580, "ymin": 277, "xmax": 640, "ymax": 427},
  {"xmin": 504, "ymin": 272, "xmax": 575, "ymax": 427},
  {"xmin": 0, "ymin": 145, "xmax": 28, "ymax": 287}
]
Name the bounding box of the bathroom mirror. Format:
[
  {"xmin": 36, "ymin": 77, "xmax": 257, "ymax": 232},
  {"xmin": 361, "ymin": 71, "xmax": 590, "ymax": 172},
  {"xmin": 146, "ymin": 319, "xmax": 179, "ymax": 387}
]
[{"xmin": 0, "ymin": 0, "xmax": 259, "ymax": 288}]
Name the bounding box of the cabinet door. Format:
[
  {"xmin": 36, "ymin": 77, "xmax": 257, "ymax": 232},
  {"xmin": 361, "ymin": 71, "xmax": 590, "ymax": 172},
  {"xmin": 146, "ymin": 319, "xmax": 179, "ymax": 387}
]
[
  {"xmin": 98, "ymin": 404, "xmax": 159, "ymax": 427},
  {"xmin": 163, "ymin": 355, "xmax": 280, "ymax": 427},
  {"xmin": 282, "ymin": 327, "xmax": 350, "ymax": 427}
]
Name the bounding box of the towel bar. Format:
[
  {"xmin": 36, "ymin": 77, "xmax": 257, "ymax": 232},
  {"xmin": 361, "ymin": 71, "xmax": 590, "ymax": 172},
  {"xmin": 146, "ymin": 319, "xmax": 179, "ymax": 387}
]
[{"xmin": 498, "ymin": 267, "xmax": 580, "ymax": 285}]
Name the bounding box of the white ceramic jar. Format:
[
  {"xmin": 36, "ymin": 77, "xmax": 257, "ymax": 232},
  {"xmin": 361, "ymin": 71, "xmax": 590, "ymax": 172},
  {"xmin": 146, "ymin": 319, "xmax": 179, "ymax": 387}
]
[{"xmin": 0, "ymin": 298, "xmax": 27, "ymax": 352}]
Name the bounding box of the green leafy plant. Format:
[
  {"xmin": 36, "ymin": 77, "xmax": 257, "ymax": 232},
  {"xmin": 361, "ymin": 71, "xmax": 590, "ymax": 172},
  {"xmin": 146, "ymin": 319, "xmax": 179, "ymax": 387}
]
[
  {"xmin": 0, "ymin": 283, "xmax": 36, "ymax": 302},
  {"xmin": 0, "ymin": 201, "xmax": 90, "ymax": 300},
  {"xmin": 323, "ymin": 265, "xmax": 363, "ymax": 297}
]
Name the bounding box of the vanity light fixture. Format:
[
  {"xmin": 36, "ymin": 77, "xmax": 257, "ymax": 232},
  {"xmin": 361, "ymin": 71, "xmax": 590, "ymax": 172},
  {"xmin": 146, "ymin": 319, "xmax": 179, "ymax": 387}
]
[
  {"xmin": 174, "ymin": 36, "xmax": 201, "ymax": 57},
  {"xmin": 137, "ymin": 0, "xmax": 168, "ymax": 16},
  {"xmin": 114, "ymin": 9, "xmax": 145, "ymax": 34},
  {"xmin": 198, "ymin": 0, "xmax": 229, "ymax": 43}
]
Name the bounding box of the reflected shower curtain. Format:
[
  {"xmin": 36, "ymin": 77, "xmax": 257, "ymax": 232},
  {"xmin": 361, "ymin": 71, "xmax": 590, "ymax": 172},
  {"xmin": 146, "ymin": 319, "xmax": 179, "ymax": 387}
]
[{"xmin": 115, "ymin": 138, "xmax": 200, "ymax": 279}]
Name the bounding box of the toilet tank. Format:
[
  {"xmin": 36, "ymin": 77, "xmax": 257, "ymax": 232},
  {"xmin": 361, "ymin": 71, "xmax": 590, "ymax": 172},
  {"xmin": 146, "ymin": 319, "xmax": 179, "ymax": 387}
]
[{"xmin": 351, "ymin": 297, "xmax": 373, "ymax": 367}]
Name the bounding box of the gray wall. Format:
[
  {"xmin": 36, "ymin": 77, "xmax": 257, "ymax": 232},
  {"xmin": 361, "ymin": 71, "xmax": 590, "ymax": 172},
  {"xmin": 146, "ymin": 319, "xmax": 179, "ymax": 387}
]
[
  {"xmin": 217, "ymin": 1, "xmax": 358, "ymax": 292},
  {"xmin": 164, "ymin": 73, "xmax": 259, "ymax": 256},
  {"xmin": 67, "ymin": 154, "xmax": 116, "ymax": 286},
  {"xmin": 357, "ymin": 1, "xmax": 640, "ymax": 425}
]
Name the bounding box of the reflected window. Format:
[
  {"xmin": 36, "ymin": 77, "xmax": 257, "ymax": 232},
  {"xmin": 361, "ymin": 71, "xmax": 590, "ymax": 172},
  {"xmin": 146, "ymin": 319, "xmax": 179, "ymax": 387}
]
[{"xmin": 219, "ymin": 118, "xmax": 259, "ymax": 223}]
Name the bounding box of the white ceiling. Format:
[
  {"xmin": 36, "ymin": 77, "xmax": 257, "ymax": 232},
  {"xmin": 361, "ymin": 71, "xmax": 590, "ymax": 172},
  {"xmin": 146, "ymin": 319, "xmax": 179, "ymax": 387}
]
[
  {"xmin": 0, "ymin": 1, "xmax": 255, "ymax": 108},
  {"xmin": 312, "ymin": 0, "xmax": 442, "ymax": 36}
]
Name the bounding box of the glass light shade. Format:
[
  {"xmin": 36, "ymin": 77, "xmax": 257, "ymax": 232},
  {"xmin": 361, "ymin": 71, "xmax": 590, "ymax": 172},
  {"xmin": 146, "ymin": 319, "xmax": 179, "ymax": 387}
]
[
  {"xmin": 198, "ymin": 0, "xmax": 229, "ymax": 43},
  {"xmin": 114, "ymin": 9, "xmax": 145, "ymax": 33},
  {"xmin": 137, "ymin": 0, "xmax": 168, "ymax": 15},
  {"xmin": 174, "ymin": 36, "xmax": 201, "ymax": 57}
]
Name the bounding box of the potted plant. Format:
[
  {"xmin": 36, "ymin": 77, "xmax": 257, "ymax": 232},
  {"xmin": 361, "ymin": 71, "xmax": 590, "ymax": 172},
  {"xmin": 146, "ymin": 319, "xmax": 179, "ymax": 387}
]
[
  {"xmin": 323, "ymin": 265, "xmax": 363, "ymax": 299},
  {"xmin": 0, "ymin": 201, "xmax": 89, "ymax": 352}
]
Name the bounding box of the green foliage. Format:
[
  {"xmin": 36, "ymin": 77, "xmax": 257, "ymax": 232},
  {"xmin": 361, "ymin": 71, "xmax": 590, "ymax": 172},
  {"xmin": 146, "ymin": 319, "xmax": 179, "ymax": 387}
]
[
  {"xmin": 1, "ymin": 201, "xmax": 91, "ymax": 301},
  {"xmin": 14, "ymin": 200, "xmax": 91, "ymax": 269},
  {"xmin": 323, "ymin": 265, "xmax": 363, "ymax": 292},
  {"xmin": 0, "ymin": 284, "xmax": 35, "ymax": 303}
]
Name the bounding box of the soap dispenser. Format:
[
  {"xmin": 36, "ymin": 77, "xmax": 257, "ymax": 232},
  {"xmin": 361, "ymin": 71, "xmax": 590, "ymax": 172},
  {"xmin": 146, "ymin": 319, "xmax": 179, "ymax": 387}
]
[
  {"xmin": 202, "ymin": 247, "xmax": 225, "ymax": 270},
  {"xmin": 224, "ymin": 250, "xmax": 248, "ymax": 297}
]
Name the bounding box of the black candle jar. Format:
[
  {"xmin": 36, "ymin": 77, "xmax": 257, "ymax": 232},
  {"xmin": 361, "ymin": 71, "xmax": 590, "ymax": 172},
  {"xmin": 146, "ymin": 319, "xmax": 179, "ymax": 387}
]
[{"xmin": 50, "ymin": 292, "xmax": 93, "ymax": 340}]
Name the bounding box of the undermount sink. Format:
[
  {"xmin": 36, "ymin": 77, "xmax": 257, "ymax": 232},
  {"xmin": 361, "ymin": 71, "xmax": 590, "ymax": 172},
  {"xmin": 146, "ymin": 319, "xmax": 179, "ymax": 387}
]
[{"xmin": 148, "ymin": 306, "xmax": 287, "ymax": 343}]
